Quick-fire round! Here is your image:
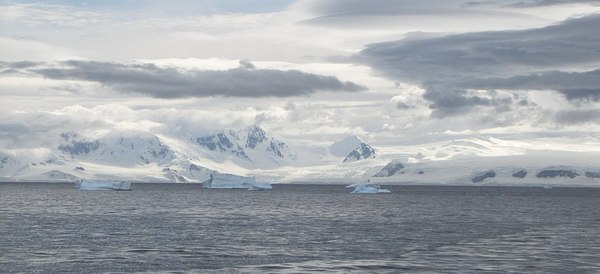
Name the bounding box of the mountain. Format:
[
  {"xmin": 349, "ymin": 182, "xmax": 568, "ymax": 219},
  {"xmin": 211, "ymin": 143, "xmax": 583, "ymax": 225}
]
[
  {"xmin": 196, "ymin": 131, "xmax": 250, "ymax": 160},
  {"xmin": 329, "ymin": 135, "xmax": 363, "ymax": 157},
  {"xmin": 59, "ymin": 132, "xmax": 175, "ymax": 166},
  {"xmin": 2, "ymin": 130, "xmax": 599, "ymax": 186},
  {"xmin": 329, "ymin": 135, "xmax": 377, "ymax": 163},
  {"xmin": 195, "ymin": 125, "xmax": 295, "ymax": 167},
  {"xmin": 368, "ymin": 152, "xmax": 600, "ymax": 186},
  {"xmin": 343, "ymin": 143, "xmax": 376, "ymax": 162},
  {"xmin": 1, "ymin": 126, "xmax": 294, "ymax": 182},
  {"xmin": 0, "ymin": 154, "xmax": 20, "ymax": 179}
]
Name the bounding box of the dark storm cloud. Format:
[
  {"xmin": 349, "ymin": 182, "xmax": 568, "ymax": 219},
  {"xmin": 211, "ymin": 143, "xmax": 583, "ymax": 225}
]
[
  {"xmin": 357, "ymin": 14, "xmax": 600, "ymax": 116},
  {"xmin": 27, "ymin": 60, "xmax": 365, "ymax": 98}
]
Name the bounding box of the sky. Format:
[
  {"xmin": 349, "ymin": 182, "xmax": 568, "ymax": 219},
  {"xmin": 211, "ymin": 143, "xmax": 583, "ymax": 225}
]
[{"xmin": 1, "ymin": 0, "xmax": 600, "ymax": 162}]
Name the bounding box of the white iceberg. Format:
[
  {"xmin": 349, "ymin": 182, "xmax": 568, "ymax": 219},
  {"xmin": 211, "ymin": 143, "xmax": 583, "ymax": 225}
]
[
  {"xmin": 203, "ymin": 173, "xmax": 271, "ymax": 190},
  {"xmin": 77, "ymin": 179, "xmax": 132, "ymax": 191},
  {"xmin": 349, "ymin": 182, "xmax": 391, "ymax": 194}
]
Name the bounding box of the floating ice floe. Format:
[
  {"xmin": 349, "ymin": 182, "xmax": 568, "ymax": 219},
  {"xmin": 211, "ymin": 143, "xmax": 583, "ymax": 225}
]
[
  {"xmin": 247, "ymin": 184, "xmax": 272, "ymax": 191},
  {"xmin": 348, "ymin": 182, "xmax": 391, "ymax": 194},
  {"xmin": 77, "ymin": 179, "xmax": 132, "ymax": 191},
  {"xmin": 203, "ymin": 173, "xmax": 272, "ymax": 190}
]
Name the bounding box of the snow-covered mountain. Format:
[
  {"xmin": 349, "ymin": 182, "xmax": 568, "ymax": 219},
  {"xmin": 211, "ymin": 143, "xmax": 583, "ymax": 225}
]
[
  {"xmin": 0, "ymin": 153, "xmax": 20, "ymax": 178},
  {"xmin": 363, "ymin": 135, "xmax": 600, "ymax": 186},
  {"xmin": 59, "ymin": 132, "xmax": 175, "ymax": 166},
  {"xmin": 1, "ymin": 126, "xmax": 296, "ymax": 183},
  {"xmin": 343, "ymin": 143, "xmax": 376, "ymax": 162},
  {"xmin": 194, "ymin": 126, "xmax": 296, "ymax": 167},
  {"xmin": 1, "ymin": 128, "xmax": 599, "ymax": 187},
  {"xmin": 370, "ymin": 154, "xmax": 600, "ymax": 186},
  {"xmin": 329, "ymin": 135, "xmax": 376, "ymax": 163},
  {"xmin": 329, "ymin": 135, "xmax": 363, "ymax": 157}
]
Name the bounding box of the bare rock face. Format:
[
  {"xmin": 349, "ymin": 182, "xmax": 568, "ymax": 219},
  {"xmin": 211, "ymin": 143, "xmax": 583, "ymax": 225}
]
[
  {"xmin": 512, "ymin": 169, "xmax": 527, "ymax": 178},
  {"xmin": 585, "ymin": 171, "xmax": 600, "ymax": 178},
  {"xmin": 472, "ymin": 170, "xmax": 496, "ymax": 183},
  {"xmin": 536, "ymin": 167, "xmax": 579, "ymax": 179},
  {"xmin": 373, "ymin": 161, "xmax": 404, "ymax": 177},
  {"xmin": 343, "ymin": 143, "xmax": 376, "ymax": 162}
]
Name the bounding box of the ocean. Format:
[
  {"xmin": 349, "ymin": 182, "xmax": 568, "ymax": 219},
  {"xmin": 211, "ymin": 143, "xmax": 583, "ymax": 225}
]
[{"xmin": 1, "ymin": 183, "xmax": 600, "ymax": 273}]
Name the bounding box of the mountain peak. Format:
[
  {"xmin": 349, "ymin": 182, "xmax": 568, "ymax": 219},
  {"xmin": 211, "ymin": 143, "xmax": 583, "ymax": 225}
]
[
  {"xmin": 194, "ymin": 125, "xmax": 295, "ymax": 166},
  {"xmin": 245, "ymin": 125, "xmax": 267, "ymax": 149},
  {"xmin": 343, "ymin": 143, "xmax": 376, "ymax": 162},
  {"xmin": 329, "ymin": 135, "xmax": 364, "ymax": 157}
]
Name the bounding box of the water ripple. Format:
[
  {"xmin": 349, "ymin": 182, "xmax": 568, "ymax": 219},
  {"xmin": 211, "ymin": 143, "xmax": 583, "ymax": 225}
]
[{"xmin": 1, "ymin": 183, "xmax": 600, "ymax": 273}]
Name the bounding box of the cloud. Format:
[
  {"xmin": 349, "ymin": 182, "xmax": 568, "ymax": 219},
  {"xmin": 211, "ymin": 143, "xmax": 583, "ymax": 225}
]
[
  {"xmin": 304, "ymin": 0, "xmax": 599, "ymax": 16},
  {"xmin": 19, "ymin": 60, "xmax": 365, "ymax": 98},
  {"xmin": 501, "ymin": 0, "xmax": 600, "ymax": 7},
  {"xmin": 555, "ymin": 109, "xmax": 600, "ymax": 124},
  {"xmin": 297, "ymin": 0, "xmax": 577, "ymax": 32},
  {"xmin": 455, "ymin": 69, "xmax": 600, "ymax": 101},
  {"xmin": 357, "ymin": 14, "xmax": 600, "ymax": 116},
  {"xmin": 423, "ymin": 88, "xmax": 515, "ymax": 117}
]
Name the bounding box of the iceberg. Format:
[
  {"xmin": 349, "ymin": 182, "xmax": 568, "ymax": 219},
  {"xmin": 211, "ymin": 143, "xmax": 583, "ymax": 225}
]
[
  {"xmin": 203, "ymin": 173, "xmax": 271, "ymax": 190},
  {"xmin": 247, "ymin": 183, "xmax": 272, "ymax": 191},
  {"xmin": 77, "ymin": 179, "xmax": 132, "ymax": 191},
  {"xmin": 349, "ymin": 182, "xmax": 391, "ymax": 194}
]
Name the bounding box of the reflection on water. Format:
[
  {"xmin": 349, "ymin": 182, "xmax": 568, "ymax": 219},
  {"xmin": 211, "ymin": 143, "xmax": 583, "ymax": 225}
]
[{"xmin": 1, "ymin": 183, "xmax": 600, "ymax": 273}]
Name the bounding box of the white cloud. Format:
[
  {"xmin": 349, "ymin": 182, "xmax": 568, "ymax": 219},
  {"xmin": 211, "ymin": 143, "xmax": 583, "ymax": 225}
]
[{"xmin": 0, "ymin": 0, "xmax": 599, "ymax": 165}]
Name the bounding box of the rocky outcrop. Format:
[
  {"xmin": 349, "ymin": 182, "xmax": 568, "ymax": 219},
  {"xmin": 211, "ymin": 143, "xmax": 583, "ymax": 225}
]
[
  {"xmin": 471, "ymin": 170, "xmax": 496, "ymax": 183},
  {"xmin": 373, "ymin": 161, "xmax": 404, "ymax": 177},
  {"xmin": 162, "ymin": 168, "xmax": 190, "ymax": 183},
  {"xmin": 585, "ymin": 171, "xmax": 600, "ymax": 178},
  {"xmin": 512, "ymin": 169, "xmax": 527, "ymax": 178},
  {"xmin": 196, "ymin": 133, "xmax": 250, "ymax": 160},
  {"xmin": 343, "ymin": 143, "xmax": 376, "ymax": 162},
  {"xmin": 536, "ymin": 168, "xmax": 579, "ymax": 179}
]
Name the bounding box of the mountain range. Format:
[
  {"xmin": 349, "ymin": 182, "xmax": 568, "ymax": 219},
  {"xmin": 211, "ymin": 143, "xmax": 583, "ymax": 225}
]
[{"xmin": 1, "ymin": 127, "xmax": 599, "ymax": 186}]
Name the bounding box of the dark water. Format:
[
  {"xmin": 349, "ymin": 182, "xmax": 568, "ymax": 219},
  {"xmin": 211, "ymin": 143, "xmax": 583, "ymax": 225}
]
[{"xmin": 1, "ymin": 183, "xmax": 600, "ymax": 273}]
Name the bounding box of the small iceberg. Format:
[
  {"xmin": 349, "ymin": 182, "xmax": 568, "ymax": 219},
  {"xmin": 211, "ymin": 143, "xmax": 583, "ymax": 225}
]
[
  {"xmin": 203, "ymin": 173, "xmax": 271, "ymax": 190},
  {"xmin": 247, "ymin": 184, "xmax": 272, "ymax": 191},
  {"xmin": 348, "ymin": 181, "xmax": 391, "ymax": 194},
  {"xmin": 77, "ymin": 179, "xmax": 132, "ymax": 191}
]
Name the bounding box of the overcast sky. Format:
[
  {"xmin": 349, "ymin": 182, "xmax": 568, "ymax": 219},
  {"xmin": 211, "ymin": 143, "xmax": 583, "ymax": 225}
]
[{"xmin": 1, "ymin": 0, "xmax": 599, "ymax": 159}]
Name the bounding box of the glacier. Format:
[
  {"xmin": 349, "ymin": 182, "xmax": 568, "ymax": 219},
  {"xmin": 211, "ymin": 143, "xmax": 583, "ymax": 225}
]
[{"xmin": 77, "ymin": 179, "xmax": 131, "ymax": 191}]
